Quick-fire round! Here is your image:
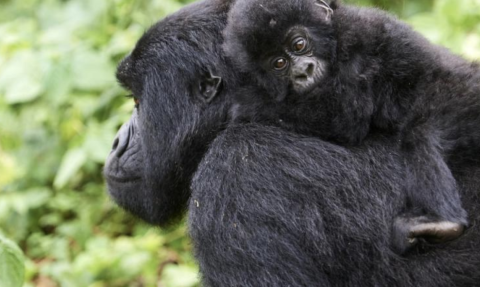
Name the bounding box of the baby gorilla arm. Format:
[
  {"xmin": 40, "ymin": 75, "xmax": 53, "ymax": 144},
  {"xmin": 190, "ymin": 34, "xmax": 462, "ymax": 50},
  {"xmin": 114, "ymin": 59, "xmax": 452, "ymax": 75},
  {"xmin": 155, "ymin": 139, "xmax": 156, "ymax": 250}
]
[{"xmin": 393, "ymin": 125, "xmax": 467, "ymax": 253}]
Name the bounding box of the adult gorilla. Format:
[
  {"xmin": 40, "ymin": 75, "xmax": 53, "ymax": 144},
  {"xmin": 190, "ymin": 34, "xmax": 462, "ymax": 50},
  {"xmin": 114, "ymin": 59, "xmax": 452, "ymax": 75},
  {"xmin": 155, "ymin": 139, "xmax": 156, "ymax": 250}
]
[{"xmin": 104, "ymin": 0, "xmax": 480, "ymax": 286}]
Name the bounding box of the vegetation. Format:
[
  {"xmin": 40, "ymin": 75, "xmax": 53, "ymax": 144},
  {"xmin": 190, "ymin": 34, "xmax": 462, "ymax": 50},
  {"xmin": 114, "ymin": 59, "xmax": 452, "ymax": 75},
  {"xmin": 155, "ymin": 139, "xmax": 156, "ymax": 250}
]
[{"xmin": 0, "ymin": 0, "xmax": 478, "ymax": 286}]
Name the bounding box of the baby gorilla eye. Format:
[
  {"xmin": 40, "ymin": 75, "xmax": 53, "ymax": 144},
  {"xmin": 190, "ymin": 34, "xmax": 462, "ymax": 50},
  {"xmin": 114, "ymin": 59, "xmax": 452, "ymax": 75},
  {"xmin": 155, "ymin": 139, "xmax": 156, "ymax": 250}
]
[
  {"xmin": 292, "ymin": 37, "xmax": 307, "ymax": 53},
  {"xmin": 272, "ymin": 57, "xmax": 288, "ymax": 70}
]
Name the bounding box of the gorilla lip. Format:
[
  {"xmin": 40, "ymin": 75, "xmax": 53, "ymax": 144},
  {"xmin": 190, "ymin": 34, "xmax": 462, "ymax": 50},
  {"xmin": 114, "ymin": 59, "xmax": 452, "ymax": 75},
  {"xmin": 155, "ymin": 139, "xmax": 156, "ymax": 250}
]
[
  {"xmin": 295, "ymin": 75, "xmax": 309, "ymax": 81},
  {"xmin": 104, "ymin": 173, "xmax": 141, "ymax": 183}
]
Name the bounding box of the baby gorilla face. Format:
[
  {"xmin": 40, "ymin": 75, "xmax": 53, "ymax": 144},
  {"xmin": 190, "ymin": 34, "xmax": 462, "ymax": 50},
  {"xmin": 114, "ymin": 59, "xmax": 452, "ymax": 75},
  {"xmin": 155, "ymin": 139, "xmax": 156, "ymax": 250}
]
[{"xmin": 263, "ymin": 27, "xmax": 327, "ymax": 94}]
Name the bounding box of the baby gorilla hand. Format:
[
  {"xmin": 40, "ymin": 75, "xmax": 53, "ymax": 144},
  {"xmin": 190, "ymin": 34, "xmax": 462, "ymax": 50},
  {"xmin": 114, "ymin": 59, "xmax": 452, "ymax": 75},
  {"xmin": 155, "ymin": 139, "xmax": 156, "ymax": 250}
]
[{"xmin": 392, "ymin": 215, "xmax": 465, "ymax": 254}]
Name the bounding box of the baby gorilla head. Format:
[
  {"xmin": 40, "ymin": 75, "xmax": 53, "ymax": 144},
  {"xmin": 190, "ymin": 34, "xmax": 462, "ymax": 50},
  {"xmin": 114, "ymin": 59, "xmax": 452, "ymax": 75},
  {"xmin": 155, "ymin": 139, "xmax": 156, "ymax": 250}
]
[
  {"xmin": 270, "ymin": 27, "xmax": 327, "ymax": 93},
  {"xmin": 223, "ymin": 0, "xmax": 337, "ymax": 100}
]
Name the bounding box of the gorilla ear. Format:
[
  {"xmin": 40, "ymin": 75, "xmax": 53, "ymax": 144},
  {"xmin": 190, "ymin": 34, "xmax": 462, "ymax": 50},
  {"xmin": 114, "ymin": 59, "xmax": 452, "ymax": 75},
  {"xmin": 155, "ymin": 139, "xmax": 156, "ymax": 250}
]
[
  {"xmin": 196, "ymin": 72, "xmax": 222, "ymax": 104},
  {"xmin": 314, "ymin": 0, "xmax": 334, "ymax": 22}
]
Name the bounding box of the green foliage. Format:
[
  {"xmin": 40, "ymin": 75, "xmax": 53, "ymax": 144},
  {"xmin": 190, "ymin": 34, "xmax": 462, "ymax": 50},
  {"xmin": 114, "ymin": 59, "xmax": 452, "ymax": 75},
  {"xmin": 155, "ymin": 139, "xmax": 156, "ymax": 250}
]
[
  {"xmin": 407, "ymin": 0, "xmax": 480, "ymax": 59},
  {"xmin": 0, "ymin": 0, "xmax": 198, "ymax": 286},
  {"xmin": 0, "ymin": 234, "xmax": 25, "ymax": 287},
  {"xmin": 0, "ymin": 0, "xmax": 478, "ymax": 286}
]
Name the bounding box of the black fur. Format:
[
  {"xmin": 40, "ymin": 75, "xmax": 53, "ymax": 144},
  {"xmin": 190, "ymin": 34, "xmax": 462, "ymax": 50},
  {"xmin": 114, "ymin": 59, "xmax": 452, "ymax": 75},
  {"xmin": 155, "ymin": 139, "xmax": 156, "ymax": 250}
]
[
  {"xmin": 190, "ymin": 123, "xmax": 480, "ymax": 287},
  {"xmin": 105, "ymin": 0, "xmax": 233, "ymax": 226},
  {"xmin": 223, "ymin": 0, "xmax": 480, "ymax": 234},
  {"xmin": 105, "ymin": 0, "xmax": 480, "ymax": 286}
]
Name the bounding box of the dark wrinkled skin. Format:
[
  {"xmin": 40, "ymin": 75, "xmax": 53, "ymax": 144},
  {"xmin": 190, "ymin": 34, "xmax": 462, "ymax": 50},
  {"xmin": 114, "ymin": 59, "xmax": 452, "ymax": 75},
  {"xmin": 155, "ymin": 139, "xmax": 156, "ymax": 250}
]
[{"xmin": 104, "ymin": 0, "xmax": 480, "ymax": 286}]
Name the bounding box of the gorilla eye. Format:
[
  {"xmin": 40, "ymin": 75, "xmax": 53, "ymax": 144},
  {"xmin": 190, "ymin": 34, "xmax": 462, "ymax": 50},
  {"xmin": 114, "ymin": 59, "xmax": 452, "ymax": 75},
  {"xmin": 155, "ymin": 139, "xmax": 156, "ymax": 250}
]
[
  {"xmin": 292, "ymin": 38, "xmax": 307, "ymax": 53},
  {"xmin": 272, "ymin": 58, "xmax": 288, "ymax": 70},
  {"xmin": 126, "ymin": 94, "xmax": 140, "ymax": 108}
]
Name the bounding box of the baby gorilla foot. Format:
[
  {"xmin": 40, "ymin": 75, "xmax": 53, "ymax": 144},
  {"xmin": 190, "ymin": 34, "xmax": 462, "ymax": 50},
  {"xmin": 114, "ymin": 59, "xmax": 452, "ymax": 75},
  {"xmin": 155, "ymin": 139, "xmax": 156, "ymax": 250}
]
[{"xmin": 391, "ymin": 215, "xmax": 465, "ymax": 254}]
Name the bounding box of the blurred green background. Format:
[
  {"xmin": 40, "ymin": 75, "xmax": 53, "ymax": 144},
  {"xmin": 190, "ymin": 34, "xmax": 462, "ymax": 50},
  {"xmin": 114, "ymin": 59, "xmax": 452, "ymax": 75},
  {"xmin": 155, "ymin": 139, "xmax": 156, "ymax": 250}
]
[{"xmin": 0, "ymin": 0, "xmax": 479, "ymax": 286}]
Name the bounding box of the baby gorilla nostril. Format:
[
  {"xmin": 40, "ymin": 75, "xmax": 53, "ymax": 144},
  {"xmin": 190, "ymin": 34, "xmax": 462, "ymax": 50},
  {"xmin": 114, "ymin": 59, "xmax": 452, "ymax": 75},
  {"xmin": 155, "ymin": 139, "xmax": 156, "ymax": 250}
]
[{"xmin": 306, "ymin": 63, "xmax": 315, "ymax": 76}]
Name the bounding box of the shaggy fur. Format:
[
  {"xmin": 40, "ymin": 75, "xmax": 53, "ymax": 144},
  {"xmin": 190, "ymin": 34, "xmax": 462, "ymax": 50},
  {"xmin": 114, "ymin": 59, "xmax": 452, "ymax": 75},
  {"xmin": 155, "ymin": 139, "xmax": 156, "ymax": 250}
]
[
  {"xmin": 223, "ymin": 0, "xmax": 480, "ymax": 233},
  {"xmin": 191, "ymin": 124, "xmax": 480, "ymax": 287},
  {"xmin": 105, "ymin": 0, "xmax": 233, "ymax": 226},
  {"xmin": 104, "ymin": 0, "xmax": 480, "ymax": 286}
]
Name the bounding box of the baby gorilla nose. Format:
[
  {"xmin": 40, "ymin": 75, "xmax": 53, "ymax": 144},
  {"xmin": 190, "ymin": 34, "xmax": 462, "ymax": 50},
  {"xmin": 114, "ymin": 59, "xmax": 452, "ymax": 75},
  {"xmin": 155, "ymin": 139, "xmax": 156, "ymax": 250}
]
[
  {"xmin": 291, "ymin": 59, "xmax": 319, "ymax": 93},
  {"xmin": 306, "ymin": 63, "xmax": 315, "ymax": 75},
  {"xmin": 293, "ymin": 61, "xmax": 315, "ymax": 78}
]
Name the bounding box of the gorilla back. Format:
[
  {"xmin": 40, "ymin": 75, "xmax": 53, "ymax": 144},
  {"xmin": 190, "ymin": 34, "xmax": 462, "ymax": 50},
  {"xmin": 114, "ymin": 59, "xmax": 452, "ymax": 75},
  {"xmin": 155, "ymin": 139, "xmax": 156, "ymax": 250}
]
[
  {"xmin": 105, "ymin": 0, "xmax": 480, "ymax": 286},
  {"xmin": 190, "ymin": 124, "xmax": 480, "ymax": 286}
]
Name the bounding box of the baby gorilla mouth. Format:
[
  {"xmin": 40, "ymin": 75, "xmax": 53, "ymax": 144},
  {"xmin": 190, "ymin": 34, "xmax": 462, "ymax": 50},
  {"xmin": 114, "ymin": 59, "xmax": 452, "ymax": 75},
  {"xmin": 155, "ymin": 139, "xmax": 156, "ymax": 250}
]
[
  {"xmin": 295, "ymin": 75, "xmax": 309, "ymax": 81},
  {"xmin": 292, "ymin": 76, "xmax": 316, "ymax": 93}
]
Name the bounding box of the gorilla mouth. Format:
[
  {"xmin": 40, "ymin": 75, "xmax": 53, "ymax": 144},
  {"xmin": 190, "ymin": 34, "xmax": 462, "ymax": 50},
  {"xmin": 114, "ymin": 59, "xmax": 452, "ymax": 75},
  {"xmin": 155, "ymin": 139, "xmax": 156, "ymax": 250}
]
[
  {"xmin": 293, "ymin": 78, "xmax": 316, "ymax": 94},
  {"xmin": 105, "ymin": 173, "xmax": 142, "ymax": 183},
  {"xmin": 295, "ymin": 75, "xmax": 308, "ymax": 82}
]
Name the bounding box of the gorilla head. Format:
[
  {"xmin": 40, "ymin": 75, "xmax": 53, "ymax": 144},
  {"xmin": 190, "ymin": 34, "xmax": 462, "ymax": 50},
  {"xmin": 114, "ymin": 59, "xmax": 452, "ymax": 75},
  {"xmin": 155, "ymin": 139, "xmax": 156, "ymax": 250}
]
[
  {"xmin": 223, "ymin": 0, "xmax": 336, "ymax": 100},
  {"xmin": 104, "ymin": 0, "xmax": 233, "ymax": 226}
]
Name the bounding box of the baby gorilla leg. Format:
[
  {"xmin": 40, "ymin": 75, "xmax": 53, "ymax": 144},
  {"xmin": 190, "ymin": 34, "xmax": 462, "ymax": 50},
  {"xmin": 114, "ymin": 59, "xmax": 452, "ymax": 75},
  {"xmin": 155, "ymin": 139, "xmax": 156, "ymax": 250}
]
[{"xmin": 392, "ymin": 130, "xmax": 467, "ymax": 253}]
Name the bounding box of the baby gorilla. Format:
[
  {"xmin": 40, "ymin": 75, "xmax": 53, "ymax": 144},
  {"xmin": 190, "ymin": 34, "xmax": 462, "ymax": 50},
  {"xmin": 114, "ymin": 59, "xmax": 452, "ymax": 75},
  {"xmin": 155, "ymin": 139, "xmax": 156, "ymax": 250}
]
[{"xmin": 223, "ymin": 0, "xmax": 480, "ymax": 253}]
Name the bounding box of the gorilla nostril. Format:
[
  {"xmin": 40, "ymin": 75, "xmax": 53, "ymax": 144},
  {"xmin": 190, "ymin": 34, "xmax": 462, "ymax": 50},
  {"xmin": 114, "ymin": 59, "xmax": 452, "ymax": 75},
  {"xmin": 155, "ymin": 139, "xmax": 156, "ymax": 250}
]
[
  {"xmin": 112, "ymin": 122, "xmax": 131, "ymax": 158},
  {"xmin": 116, "ymin": 135, "xmax": 130, "ymax": 158},
  {"xmin": 112, "ymin": 137, "xmax": 119, "ymax": 151},
  {"xmin": 306, "ymin": 63, "xmax": 315, "ymax": 76}
]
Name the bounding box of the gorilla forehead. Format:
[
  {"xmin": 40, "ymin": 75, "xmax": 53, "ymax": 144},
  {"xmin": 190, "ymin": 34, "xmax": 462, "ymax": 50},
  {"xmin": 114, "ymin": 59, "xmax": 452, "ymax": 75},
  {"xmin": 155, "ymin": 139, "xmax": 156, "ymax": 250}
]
[
  {"xmin": 117, "ymin": 0, "xmax": 232, "ymax": 95},
  {"xmin": 225, "ymin": 0, "xmax": 331, "ymax": 60}
]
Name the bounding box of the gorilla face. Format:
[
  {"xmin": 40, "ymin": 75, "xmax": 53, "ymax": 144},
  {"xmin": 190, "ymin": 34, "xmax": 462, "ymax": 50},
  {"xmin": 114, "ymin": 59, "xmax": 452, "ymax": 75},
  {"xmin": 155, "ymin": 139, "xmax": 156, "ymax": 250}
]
[
  {"xmin": 262, "ymin": 27, "xmax": 329, "ymax": 94},
  {"xmin": 222, "ymin": 0, "xmax": 335, "ymax": 100},
  {"xmin": 105, "ymin": 111, "xmax": 142, "ymax": 192},
  {"xmin": 104, "ymin": 0, "xmax": 232, "ymax": 226}
]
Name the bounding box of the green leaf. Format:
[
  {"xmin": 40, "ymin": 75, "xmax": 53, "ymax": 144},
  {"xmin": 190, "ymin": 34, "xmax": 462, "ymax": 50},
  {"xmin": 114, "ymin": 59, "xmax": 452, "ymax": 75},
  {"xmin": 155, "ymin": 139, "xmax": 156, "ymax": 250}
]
[
  {"xmin": 71, "ymin": 49, "xmax": 115, "ymax": 91},
  {"xmin": 0, "ymin": 234, "xmax": 25, "ymax": 287},
  {"xmin": 408, "ymin": 13, "xmax": 446, "ymax": 44},
  {"xmin": 0, "ymin": 52, "xmax": 44, "ymax": 104},
  {"xmin": 160, "ymin": 264, "xmax": 199, "ymax": 287},
  {"xmin": 53, "ymin": 148, "xmax": 87, "ymax": 189}
]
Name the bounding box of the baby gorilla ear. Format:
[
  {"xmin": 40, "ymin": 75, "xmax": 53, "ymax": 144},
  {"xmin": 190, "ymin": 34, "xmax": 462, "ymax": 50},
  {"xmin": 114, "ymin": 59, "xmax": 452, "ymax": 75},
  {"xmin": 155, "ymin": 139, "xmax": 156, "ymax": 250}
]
[
  {"xmin": 314, "ymin": 0, "xmax": 334, "ymax": 22},
  {"xmin": 195, "ymin": 72, "xmax": 223, "ymax": 104}
]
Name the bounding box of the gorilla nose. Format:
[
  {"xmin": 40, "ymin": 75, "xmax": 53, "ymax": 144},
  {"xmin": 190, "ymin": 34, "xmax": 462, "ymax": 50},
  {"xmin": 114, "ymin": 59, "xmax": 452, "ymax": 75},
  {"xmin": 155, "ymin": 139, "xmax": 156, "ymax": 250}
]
[
  {"xmin": 305, "ymin": 63, "xmax": 315, "ymax": 76},
  {"xmin": 111, "ymin": 122, "xmax": 131, "ymax": 158},
  {"xmin": 293, "ymin": 62, "xmax": 315, "ymax": 80}
]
